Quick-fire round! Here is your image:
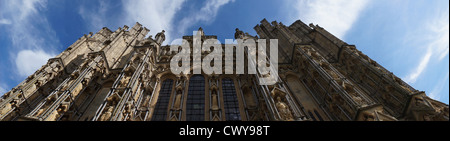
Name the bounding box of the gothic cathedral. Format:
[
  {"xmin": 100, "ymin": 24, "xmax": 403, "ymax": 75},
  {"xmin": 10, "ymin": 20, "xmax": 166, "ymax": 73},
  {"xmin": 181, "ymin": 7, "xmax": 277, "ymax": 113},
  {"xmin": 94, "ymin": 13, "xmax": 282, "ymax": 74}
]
[{"xmin": 0, "ymin": 19, "xmax": 448, "ymax": 121}]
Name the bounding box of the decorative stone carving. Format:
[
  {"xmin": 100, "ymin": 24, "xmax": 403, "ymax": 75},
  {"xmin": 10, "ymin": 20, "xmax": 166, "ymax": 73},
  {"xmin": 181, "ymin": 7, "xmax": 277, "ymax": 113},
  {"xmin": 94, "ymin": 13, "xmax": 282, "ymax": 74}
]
[
  {"xmin": 405, "ymin": 94, "xmax": 449, "ymax": 121},
  {"xmin": 235, "ymin": 28, "xmax": 245, "ymax": 39},
  {"xmin": 358, "ymin": 107, "xmax": 397, "ymax": 121},
  {"xmin": 155, "ymin": 30, "xmax": 165, "ymax": 45},
  {"xmin": 99, "ymin": 106, "xmax": 113, "ymax": 121},
  {"xmin": 275, "ymin": 97, "xmax": 294, "ymax": 121},
  {"xmin": 172, "ymin": 91, "xmax": 182, "ymax": 110},
  {"xmin": 271, "ymin": 87, "xmax": 295, "ymax": 121},
  {"xmin": 211, "ymin": 90, "xmax": 219, "ymax": 111},
  {"xmin": 120, "ymin": 76, "xmax": 130, "ymax": 88},
  {"xmin": 1, "ymin": 20, "xmax": 447, "ymax": 122}
]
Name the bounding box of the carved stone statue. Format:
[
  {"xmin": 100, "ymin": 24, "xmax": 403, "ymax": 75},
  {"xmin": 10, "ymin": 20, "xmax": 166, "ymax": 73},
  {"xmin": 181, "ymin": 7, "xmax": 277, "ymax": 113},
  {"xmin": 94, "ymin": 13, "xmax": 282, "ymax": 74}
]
[
  {"xmin": 124, "ymin": 101, "xmax": 133, "ymax": 114},
  {"xmin": 211, "ymin": 91, "xmax": 219, "ymax": 111},
  {"xmin": 56, "ymin": 104, "xmax": 69, "ymax": 119},
  {"xmin": 141, "ymin": 95, "xmax": 151, "ymax": 107},
  {"xmin": 275, "ymin": 97, "xmax": 294, "ymax": 121},
  {"xmin": 100, "ymin": 106, "xmax": 113, "ymax": 121},
  {"xmin": 155, "ymin": 30, "xmax": 165, "ymax": 45},
  {"xmin": 120, "ymin": 77, "xmax": 130, "ymax": 88},
  {"xmin": 234, "ymin": 28, "xmax": 245, "ymax": 39},
  {"xmin": 173, "ymin": 93, "xmax": 182, "ymax": 110},
  {"xmin": 82, "ymin": 71, "xmax": 94, "ymax": 86}
]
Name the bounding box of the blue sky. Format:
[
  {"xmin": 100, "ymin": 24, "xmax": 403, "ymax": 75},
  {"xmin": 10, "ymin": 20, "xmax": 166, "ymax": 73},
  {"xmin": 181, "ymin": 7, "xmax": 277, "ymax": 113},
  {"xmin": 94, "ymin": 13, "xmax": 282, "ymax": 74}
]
[{"xmin": 0, "ymin": 0, "xmax": 448, "ymax": 104}]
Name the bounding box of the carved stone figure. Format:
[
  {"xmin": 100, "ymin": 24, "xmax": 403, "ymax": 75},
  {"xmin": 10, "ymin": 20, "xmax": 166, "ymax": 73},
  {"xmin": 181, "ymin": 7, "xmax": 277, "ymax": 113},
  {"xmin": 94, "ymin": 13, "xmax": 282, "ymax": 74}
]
[
  {"xmin": 155, "ymin": 30, "xmax": 165, "ymax": 45},
  {"xmin": 82, "ymin": 71, "xmax": 94, "ymax": 86},
  {"xmin": 234, "ymin": 28, "xmax": 245, "ymax": 39},
  {"xmin": 100, "ymin": 106, "xmax": 113, "ymax": 121},
  {"xmin": 1, "ymin": 20, "xmax": 447, "ymax": 121},
  {"xmin": 211, "ymin": 91, "xmax": 219, "ymax": 111},
  {"xmin": 120, "ymin": 77, "xmax": 130, "ymax": 88},
  {"xmin": 275, "ymin": 97, "xmax": 294, "ymax": 121}
]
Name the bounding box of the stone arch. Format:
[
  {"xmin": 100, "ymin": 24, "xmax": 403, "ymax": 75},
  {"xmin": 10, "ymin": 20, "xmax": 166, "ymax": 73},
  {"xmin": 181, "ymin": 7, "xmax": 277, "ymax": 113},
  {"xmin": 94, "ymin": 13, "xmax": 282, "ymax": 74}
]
[{"xmin": 155, "ymin": 69, "xmax": 176, "ymax": 80}]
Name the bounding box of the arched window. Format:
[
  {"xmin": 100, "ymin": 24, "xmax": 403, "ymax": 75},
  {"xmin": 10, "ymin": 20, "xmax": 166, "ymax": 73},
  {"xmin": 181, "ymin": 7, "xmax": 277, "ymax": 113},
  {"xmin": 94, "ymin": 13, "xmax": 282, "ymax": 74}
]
[
  {"xmin": 222, "ymin": 78, "xmax": 241, "ymax": 121},
  {"xmin": 186, "ymin": 75, "xmax": 205, "ymax": 121},
  {"xmin": 152, "ymin": 79, "xmax": 174, "ymax": 121}
]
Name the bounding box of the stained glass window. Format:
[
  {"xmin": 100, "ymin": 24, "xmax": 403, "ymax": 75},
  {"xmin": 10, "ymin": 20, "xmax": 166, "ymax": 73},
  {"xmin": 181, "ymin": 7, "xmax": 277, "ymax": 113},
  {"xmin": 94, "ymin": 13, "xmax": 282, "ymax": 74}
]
[
  {"xmin": 186, "ymin": 75, "xmax": 205, "ymax": 121},
  {"xmin": 152, "ymin": 79, "xmax": 173, "ymax": 121},
  {"xmin": 222, "ymin": 78, "xmax": 241, "ymax": 121}
]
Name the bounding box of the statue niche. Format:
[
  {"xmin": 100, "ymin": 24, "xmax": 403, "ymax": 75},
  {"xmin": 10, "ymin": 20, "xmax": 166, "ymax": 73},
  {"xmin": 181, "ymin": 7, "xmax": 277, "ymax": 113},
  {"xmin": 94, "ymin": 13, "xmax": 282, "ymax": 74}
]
[
  {"xmin": 275, "ymin": 96, "xmax": 294, "ymax": 121},
  {"xmin": 99, "ymin": 91, "xmax": 121, "ymax": 121},
  {"xmin": 271, "ymin": 87, "xmax": 294, "ymax": 121},
  {"xmin": 173, "ymin": 90, "xmax": 183, "ymax": 110},
  {"xmin": 210, "ymin": 90, "xmax": 221, "ymax": 121}
]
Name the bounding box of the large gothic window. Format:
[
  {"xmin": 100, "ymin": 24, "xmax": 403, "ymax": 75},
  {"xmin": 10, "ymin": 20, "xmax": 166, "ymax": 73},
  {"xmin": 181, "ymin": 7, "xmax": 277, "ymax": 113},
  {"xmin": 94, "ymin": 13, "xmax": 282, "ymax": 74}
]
[
  {"xmin": 186, "ymin": 75, "xmax": 205, "ymax": 121},
  {"xmin": 152, "ymin": 79, "xmax": 174, "ymax": 121},
  {"xmin": 222, "ymin": 78, "xmax": 241, "ymax": 121}
]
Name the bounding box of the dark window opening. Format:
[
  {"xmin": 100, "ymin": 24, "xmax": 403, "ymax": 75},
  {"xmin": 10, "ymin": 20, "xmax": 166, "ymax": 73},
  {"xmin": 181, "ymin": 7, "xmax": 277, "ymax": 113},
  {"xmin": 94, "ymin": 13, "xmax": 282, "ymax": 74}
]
[
  {"xmin": 152, "ymin": 79, "xmax": 173, "ymax": 121},
  {"xmin": 186, "ymin": 75, "xmax": 205, "ymax": 121},
  {"xmin": 222, "ymin": 78, "xmax": 241, "ymax": 121}
]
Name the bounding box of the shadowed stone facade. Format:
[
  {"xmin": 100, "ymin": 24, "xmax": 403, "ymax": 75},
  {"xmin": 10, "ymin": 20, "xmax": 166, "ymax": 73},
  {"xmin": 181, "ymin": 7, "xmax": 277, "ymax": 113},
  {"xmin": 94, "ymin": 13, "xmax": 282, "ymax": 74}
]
[{"xmin": 0, "ymin": 19, "xmax": 448, "ymax": 121}]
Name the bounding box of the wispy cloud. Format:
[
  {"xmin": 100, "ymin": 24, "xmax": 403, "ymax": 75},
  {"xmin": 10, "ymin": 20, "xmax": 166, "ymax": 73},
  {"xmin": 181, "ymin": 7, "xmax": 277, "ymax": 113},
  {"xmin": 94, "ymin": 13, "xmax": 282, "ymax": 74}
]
[
  {"xmin": 291, "ymin": 0, "xmax": 369, "ymax": 39},
  {"xmin": 404, "ymin": 6, "xmax": 449, "ymax": 84},
  {"xmin": 429, "ymin": 72, "xmax": 449, "ymax": 100},
  {"xmin": 0, "ymin": 83, "xmax": 7, "ymax": 94},
  {"xmin": 0, "ymin": 19, "xmax": 11, "ymax": 25},
  {"xmin": 427, "ymin": 10, "xmax": 450, "ymax": 61},
  {"xmin": 78, "ymin": 0, "xmax": 110, "ymax": 32},
  {"xmin": 78, "ymin": 0, "xmax": 233, "ymax": 45},
  {"xmin": 121, "ymin": 0, "xmax": 186, "ymax": 44},
  {"xmin": 1, "ymin": 0, "xmax": 59, "ymax": 78},
  {"xmin": 404, "ymin": 48, "xmax": 432, "ymax": 83},
  {"xmin": 176, "ymin": 0, "xmax": 235, "ymax": 36}
]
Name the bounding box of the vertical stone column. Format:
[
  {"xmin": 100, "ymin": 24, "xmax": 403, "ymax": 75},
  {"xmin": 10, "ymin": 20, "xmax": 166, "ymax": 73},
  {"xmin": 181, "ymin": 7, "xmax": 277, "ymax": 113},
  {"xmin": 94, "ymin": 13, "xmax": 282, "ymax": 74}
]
[{"xmin": 296, "ymin": 44, "xmax": 396, "ymax": 121}]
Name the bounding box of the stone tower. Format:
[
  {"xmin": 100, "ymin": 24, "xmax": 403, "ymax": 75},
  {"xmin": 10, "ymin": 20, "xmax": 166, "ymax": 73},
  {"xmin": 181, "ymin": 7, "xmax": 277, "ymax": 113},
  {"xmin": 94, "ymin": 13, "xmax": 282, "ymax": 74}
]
[{"xmin": 0, "ymin": 19, "xmax": 448, "ymax": 121}]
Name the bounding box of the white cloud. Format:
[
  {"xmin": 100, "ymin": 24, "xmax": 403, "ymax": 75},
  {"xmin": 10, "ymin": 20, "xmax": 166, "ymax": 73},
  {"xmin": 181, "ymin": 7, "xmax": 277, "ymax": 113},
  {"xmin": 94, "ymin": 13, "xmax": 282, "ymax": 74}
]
[
  {"xmin": 0, "ymin": 0, "xmax": 59, "ymax": 78},
  {"xmin": 427, "ymin": 10, "xmax": 449, "ymax": 61},
  {"xmin": 429, "ymin": 72, "xmax": 449, "ymax": 101},
  {"xmin": 78, "ymin": 0, "xmax": 112, "ymax": 32},
  {"xmin": 15, "ymin": 50, "xmax": 55, "ymax": 77},
  {"xmin": 292, "ymin": 0, "xmax": 369, "ymax": 39},
  {"xmin": 0, "ymin": 84, "xmax": 7, "ymax": 95},
  {"xmin": 176, "ymin": 0, "xmax": 235, "ymax": 36},
  {"xmin": 121, "ymin": 0, "xmax": 186, "ymax": 44},
  {"xmin": 78, "ymin": 0, "xmax": 233, "ymax": 45},
  {"xmin": 404, "ymin": 6, "xmax": 449, "ymax": 84},
  {"xmin": 122, "ymin": 0, "xmax": 234, "ymax": 44},
  {"xmin": 0, "ymin": 19, "xmax": 11, "ymax": 25},
  {"xmin": 404, "ymin": 48, "xmax": 432, "ymax": 83}
]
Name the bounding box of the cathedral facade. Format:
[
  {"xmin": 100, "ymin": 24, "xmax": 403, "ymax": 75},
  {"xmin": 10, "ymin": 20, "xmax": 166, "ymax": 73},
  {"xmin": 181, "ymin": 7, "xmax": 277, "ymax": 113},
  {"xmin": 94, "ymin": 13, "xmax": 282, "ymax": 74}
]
[{"xmin": 0, "ymin": 19, "xmax": 448, "ymax": 121}]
